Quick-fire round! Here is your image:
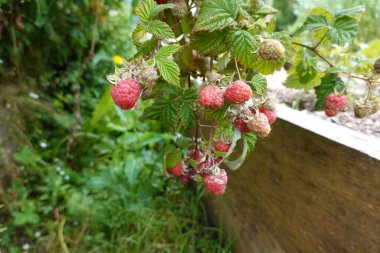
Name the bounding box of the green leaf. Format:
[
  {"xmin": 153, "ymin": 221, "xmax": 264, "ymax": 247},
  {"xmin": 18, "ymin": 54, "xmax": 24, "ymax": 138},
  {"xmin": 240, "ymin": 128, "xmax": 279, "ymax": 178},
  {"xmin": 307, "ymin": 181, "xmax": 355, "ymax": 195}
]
[
  {"xmin": 156, "ymin": 58, "xmax": 180, "ymax": 86},
  {"xmin": 250, "ymin": 74, "xmax": 267, "ymax": 94},
  {"xmin": 295, "ymin": 49, "xmax": 318, "ymax": 84},
  {"xmin": 204, "ymin": 104, "xmax": 229, "ymax": 120},
  {"xmin": 226, "ymin": 29, "xmax": 258, "ymax": 66},
  {"xmin": 191, "ymin": 31, "xmax": 227, "ymax": 55},
  {"xmin": 244, "ymin": 133, "xmax": 257, "ymax": 154},
  {"xmin": 144, "ymin": 100, "xmax": 179, "ymax": 130},
  {"xmin": 135, "ymin": 38, "xmax": 158, "ymax": 57},
  {"xmin": 194, "ymin": 0, "xmax": 238, "ymax": 32},
  {"xmin": 295, "ymin": 15, "xmax": 329, "ymax": 34},
  {"xmin": 314, "ymin": 74, "xmax": 344, "ymax": 110},
  {"xmin": 335, "ymin": 6, "xmax": 365, "ymax": 18},
  {"xmin": 146, "ymin": 20, "xmax": 175, "ymax": 39},
  {"xmin": 165, "ymin": 151, "xmax": 182, "ymax": 168},
  {"xmin": 180, "ymin": 102, "xmax": 195, "ymax": 130},
  {"xmin": 224, "ymin": 131, "xmax": 249, "ymax": 171},
  {"xmin": 308, "ymin": 7, "xmax": 334, "ymax": 22},
  {"xmin": 252, "ymin": 58, "xmax": 284, "ymax": 75},
  {"xmin": 328, "ymin": 16, "xmax": 358, "ymax": 45},
  {"xmin": 155, "ymin": 45, "xmax": 181, "ymax": 59},
  {"xmin": 132, "ymin": 24, "xmax": 147, "ymax": 43},
  {"xmin": 135, "ymin": 0, "xmax": 175, "ymax": 22},
  {"xmin": 284, "ymin": 69, "xmax": 322, "ymax": 89}
]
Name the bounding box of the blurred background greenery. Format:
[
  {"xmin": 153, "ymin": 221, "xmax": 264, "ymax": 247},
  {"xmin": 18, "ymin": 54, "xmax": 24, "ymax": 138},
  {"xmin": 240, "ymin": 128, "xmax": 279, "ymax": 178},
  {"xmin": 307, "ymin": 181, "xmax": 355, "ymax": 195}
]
[{"xmin": 0, "ymin": 0, "xmax": 379, "ymax": 252}]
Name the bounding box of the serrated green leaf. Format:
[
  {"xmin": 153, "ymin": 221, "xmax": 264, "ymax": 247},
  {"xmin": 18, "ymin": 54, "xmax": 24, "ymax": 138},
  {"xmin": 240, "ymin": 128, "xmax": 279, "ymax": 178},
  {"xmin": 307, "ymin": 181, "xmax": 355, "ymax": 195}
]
[
  {"xmin": 155, "ymin": 45, "xmax": 181, "ymax": 59},
  {"xmin": 335, "ymin": 6, "xmax": 365, "ymax": 19},
  {"xmin": 252, "ymin": 58, "xmax": 284, "ymax": 75},
  {"xmin": 132, "ymin": 24, "xmax": 147, "ymax": 43},
  {"xmin": 227, "ymin": 29, "xmax": 258, "ymax": 66},
  {"xmin": 224, "ymin": 130, "xmax": 248, "ymax": 171},
  {"xmin": 135, "ymin": 38, "xmax": 158, "ymax": 57},
  {"xmin": 295, "ymin": 49, "xmax": 318, "ymax": 84},
  {"xmin": 194, "ymin": 0, "xmax": 238, "ymax": 32},
  {"xmin": 204, "ymin": 104, "xmax": 229, "ymax": 120},
  {"xmin": 146, "ymin": 20, "xmax": 175, "ymax": 39},
  {"xmin": 314, "ymin": 74, "xmax": 345, "ymax": 110},
  {"xmin": 308, "ymin": 7, "xmax": 334, "ymax": 22},
  {"xmin": 244, "ymin": 133, "xmax": 257, "ymax": 154},
  {"xmin": 250, "ymin": 74, "xmax": 267, "ymax": 94},
  {"xmin": 284, "ymin": 69, "xmax": 322, "ymax": 89},
  {"xmin": 165, "ymin": 151, "xmax": 182, "ymax": 168},
  {"xmin": 191, "ymin": 31, "xmax": 227, "ymax": 55},
  {"xmin": 328, "ymin": 16, "xmax": 358, "ymax": 45},
  {"xmin": 156, "ymin": 58, "xmax": 180, "ymax": 86},
  {"xmin": 180, "ymin": 102, "xmax": 195, "ymax": 130},
  {"xmin": 295, "ymin": 15, "xmax": 329, "ymax": 34},
  {"xmin": 135, "ymin": 0, "xmax": 175, "ymax": 22}
]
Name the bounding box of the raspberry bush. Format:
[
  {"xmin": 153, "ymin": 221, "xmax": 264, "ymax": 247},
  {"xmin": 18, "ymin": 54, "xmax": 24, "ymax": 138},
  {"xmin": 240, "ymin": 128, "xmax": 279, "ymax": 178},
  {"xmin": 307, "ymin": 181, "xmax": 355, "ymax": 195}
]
[{"xmin": 106, "ymin": 0, "xmax": 380, "ymax": 195}]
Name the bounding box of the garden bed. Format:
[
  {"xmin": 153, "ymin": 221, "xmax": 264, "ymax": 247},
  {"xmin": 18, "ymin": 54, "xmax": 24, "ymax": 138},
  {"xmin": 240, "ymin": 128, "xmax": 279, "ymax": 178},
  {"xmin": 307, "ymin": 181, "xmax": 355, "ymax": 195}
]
[{"xmin": 204, "ymin": 104, "xmax": 380, "ymax": 253}]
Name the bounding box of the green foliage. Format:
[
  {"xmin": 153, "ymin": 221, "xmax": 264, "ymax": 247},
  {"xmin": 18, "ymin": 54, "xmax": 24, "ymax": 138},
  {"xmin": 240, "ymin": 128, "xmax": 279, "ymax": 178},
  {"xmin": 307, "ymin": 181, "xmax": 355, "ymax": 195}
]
[
  {"xmin": 226, "ymin": 29, "xmax": 258, "ymax": 66},
  {"xmin": 314, "ymin": 74, "xmax": 345, "ymax": 110}
]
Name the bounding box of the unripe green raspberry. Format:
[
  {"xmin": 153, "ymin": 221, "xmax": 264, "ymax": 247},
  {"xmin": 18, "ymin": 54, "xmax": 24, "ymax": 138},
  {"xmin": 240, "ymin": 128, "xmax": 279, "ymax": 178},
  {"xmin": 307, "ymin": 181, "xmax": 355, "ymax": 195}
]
[
  {"xmin": 259, "ymin": 39, "xmax": 285, "ymax": 61},
  {"xmin": 170, "ymin": 0, "xmax": 187, "ymax": 19}
]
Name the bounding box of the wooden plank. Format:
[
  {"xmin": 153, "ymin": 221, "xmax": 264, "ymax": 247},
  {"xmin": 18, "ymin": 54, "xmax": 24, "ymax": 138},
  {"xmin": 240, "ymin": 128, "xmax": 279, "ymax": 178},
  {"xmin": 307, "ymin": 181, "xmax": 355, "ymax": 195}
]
[{"xmin": 205, "ymin": 106, "xmax": 380, "ymax": 253}]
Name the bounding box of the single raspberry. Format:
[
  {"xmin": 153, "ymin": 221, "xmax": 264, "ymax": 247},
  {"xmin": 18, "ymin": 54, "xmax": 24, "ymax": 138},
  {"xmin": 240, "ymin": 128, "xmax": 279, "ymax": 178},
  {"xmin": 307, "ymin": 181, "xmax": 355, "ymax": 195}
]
[
  {"xmin": 197, "ymin": 158, "xmax": 222, "ymax": 177},
  {"xmin": 259, "ymin": 39, "xmax": 285, "ymax": 60},
  {"xmin": 233, "ymin": 118, "xmax": 251, "ymax": 132},
  {"xmin": 324, "ymin": 93, "xmax": 348, "ymax": 117},
  {"xmin": 198, "ymin": 85, "xmax": 224, "ymax": 109},
  {"xmin": 110, "ymin": 78, "xmax": 141, "ymax": 110},
  {"xmin": 167, "ymin": 162, "xmax": 183, "ymax": 177},
  {"xmin": 224, "ymin": 80, "xmax": 252, "ymax": 104},
  {"xmin": 170, "ymin": 0, "xmax": 188, "ymax": 19},
  {"xmin": 248, "ymin": 113, "xmax": 271, "ymax": 137},
  {"xmin": 155, "ymin": 0, "xmax": 169, "ymax": 3},
  {"xmin": 204, "ymin": 169, "xmax": 228, "ymax": 195},
  {"xmin": 136, "ymin": 67, "xmax": 158, "ymax": 87},
  {"xmin": 214, "ymin": 141, "xmax": 231, "ymax": 153},
  {"xmin": 259, "ymin": 107, "xmax": 277, "ymax": 125}
]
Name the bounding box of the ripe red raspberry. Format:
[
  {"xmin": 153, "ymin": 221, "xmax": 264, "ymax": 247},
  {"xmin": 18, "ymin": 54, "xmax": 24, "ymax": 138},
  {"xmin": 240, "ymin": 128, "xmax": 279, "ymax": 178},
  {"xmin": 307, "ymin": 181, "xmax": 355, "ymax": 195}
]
[
  {"xmin": 224, "ymin": 80, "xmax": 252, "ymax": 104},
  {"xmin": 204, "ymin": 169, "xmax": 228, "ymax": 195},
  {"xmin": 167, "ymin": 162, "xmax": 183, "ymax": 177},
  {"xmin": 259, "ymin": 107, "xmax": 277, "ymax": 125},
  {"xmin": 198, "ymin": 85, "xmax": 224, "ymax": 109},
  {"xmin": 324, "ymin": 93, "xmax": 348, "ymax": 117},
  {"xmin": 214, "ymin": 141, "xmax": 231, "ymax": 153},
  {"xmin": 233, "ymin": 118, "xmax": 251, "ymax": 132},
  {"xmin": 248, "ymin": 113, "xmax": 271, "ymax": 137},
  {"xmin": 155, "ymin": 0, "xmax": 169, "ymax": 3},
  {"xmin": 110, "ymin": 78, "xmax": 141, "ymax": 110}
]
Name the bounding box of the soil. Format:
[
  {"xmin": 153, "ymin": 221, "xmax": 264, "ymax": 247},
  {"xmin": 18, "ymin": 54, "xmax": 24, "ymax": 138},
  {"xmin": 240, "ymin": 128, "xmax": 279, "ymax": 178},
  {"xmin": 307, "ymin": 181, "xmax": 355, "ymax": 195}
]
[{"xmin": 266, "ymin": 69, "xmax": 380, "ymax": 138}]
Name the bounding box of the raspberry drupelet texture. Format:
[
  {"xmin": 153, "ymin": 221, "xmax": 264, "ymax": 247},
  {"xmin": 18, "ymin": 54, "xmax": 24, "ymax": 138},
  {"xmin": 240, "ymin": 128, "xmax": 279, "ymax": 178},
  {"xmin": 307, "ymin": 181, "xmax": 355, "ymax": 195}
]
[
  {"xmin": 198, "ymin": 85, "xmax": 224, "ymax": 109},
  {"xmin": 259, "ymin": 107, "xmax": 277, "ymax": 125},
  {"xmin": 214, "ymin": 141, "xmax": 231, "ymax": 153},
  {"xmin": 324, "ymin": 93, "xmax": 348, "ymax": 117},
  {"xmin": 248, "ymin": 112, "xmax": 271, "ymax": 137},
  {"xmin": 204, "ymin": 169, "xmax": 228, "ymax": 195},
  {"xmin": 110, "ymin": 78, "xmax": 141, "ymax": 110},
  {"xmin": 259, "ymin": 39, "xmax": 285, "ymax": 60},
  {"xmin": 224, "ymin": 80, "xmax": 252, "ymax": 104},
  {"xmin": 167, "ymin": 162, "xmax": 183, "ymax": 177}
]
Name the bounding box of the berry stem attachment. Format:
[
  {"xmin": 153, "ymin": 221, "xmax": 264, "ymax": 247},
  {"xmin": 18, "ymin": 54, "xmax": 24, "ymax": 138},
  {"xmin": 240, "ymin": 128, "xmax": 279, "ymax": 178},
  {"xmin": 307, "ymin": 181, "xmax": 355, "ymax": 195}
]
[{"xmin": 234, "ymin": 58, "xmax": 242, "ymax": 80}]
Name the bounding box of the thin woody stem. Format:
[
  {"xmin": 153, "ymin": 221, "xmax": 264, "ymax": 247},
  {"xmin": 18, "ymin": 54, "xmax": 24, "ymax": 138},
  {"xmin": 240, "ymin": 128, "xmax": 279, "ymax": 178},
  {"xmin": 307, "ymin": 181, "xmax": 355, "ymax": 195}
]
[{"xmin": 234, "ymin": 58, "xmax": 242, "ymax": 80}]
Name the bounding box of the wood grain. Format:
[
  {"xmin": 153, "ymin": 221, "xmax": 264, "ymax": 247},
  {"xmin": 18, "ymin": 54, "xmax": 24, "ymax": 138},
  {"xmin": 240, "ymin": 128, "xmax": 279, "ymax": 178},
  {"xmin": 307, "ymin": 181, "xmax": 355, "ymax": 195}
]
[{"xmin": 205, "ymin": 109, "xmax": 380, "ymax": 253}]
